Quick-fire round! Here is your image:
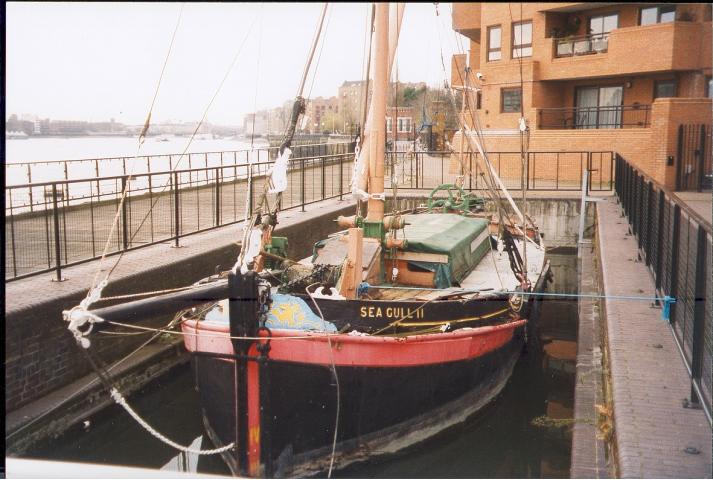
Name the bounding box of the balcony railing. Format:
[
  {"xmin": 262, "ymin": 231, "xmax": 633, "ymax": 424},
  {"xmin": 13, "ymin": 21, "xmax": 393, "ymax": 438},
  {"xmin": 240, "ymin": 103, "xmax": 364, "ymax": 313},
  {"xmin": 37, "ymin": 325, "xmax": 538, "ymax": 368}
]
[
  {"xmin": 554, "ymin": 33, "xmax": 609, "ymax": 58},
  {"xmin": 538, "ymin": 105, "xmax": 651, "ymax": 130}
]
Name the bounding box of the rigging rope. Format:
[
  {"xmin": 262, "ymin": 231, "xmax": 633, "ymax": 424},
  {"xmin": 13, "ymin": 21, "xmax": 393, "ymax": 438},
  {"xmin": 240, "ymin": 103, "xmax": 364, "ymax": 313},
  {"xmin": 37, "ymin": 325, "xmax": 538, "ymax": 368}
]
[
  {"xmin": 306, "ymin": 283, "xmax": 340, "ymax": 478},
  {"xmin": 100, "ymin": 11, "xmax": 260, "ymax": 284},
  {"xmin": 86, "ymin": 4, "xmax": 184, "ymax": 302}
]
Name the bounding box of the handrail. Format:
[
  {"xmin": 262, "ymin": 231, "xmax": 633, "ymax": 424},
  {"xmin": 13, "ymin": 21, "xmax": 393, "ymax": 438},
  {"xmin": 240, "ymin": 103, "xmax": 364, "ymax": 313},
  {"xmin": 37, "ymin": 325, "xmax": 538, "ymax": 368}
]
[
  {"xmin": 538, "ymin": 105, "xmax": 651, "ymax": 130},
  {"xmin": 554, "ymin": 32, "xmax": 609, "ymax": 57}
]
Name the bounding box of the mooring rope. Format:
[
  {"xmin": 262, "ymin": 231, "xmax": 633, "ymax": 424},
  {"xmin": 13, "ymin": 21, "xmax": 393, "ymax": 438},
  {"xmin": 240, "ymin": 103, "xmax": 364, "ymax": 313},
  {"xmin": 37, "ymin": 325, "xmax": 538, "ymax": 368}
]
[{"xmin": 109, "ymin": 387, "xmax": 234, "ymax": 455}]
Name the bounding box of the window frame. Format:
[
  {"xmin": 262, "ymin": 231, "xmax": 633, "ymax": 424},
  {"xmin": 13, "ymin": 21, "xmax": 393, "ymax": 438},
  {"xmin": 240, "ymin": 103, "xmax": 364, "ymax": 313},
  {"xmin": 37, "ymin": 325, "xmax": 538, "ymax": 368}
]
[
  {"xmin": 487, "ymin": 25, "xmax": 502, "ymax": 62},
  {"xmin": 653, "ymin": 79, "xmax": 678, "ymax": 99},
  {"xmin": 588, "ymin": 12, "xmax": 619, "ymax": 35},
  {"xmin": 501, "ymin": 87, "xmax": 522, "ymax": 113},
  {"xmin": 511, "ymin": 20, "xmax": 533, "ymax": 59},
  {"xmin": 397, "ymin": 116, "xmax": 412, "ymax": 133},
  {"xmin": 639, "ymin": 5, "xmax": 677, "ymax": 25},
  {"xmin": 706, "ymin": 76, "xmax": 713, "ymax": 99},
  {"xmin": 386, "ymin": 117, "xmax": 393, "ymax": 133}
]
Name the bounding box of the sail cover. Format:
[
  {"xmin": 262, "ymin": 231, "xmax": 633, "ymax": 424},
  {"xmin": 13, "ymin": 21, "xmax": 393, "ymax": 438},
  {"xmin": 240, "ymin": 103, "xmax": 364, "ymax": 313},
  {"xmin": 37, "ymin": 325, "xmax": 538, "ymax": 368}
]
[{"xmin": 401, "ymin": 213, "xmax": 490, "ymax": 287}]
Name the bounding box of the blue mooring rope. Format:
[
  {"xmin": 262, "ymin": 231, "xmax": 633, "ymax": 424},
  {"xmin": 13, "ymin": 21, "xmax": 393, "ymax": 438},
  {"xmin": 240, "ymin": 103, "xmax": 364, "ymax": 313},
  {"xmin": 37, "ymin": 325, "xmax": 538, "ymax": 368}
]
[{"xmin": 358, "ymin": 283, "xmax": 677, "ymax": 322}]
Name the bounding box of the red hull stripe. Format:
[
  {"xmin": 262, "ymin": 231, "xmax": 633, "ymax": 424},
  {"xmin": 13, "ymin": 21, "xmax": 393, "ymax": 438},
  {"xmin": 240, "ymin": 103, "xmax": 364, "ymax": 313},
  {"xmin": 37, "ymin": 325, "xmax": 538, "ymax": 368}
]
[{"xmin": 182, "ymin": 320, "xmax": 526, "ymax": 368}]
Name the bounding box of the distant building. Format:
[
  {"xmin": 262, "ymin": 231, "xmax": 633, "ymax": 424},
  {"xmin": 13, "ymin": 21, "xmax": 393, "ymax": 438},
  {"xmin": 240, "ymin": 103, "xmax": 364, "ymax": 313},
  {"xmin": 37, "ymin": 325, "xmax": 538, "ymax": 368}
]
[
  {"xmin": 386, "ymin": 106, "xmax": 415, "ymax": 145},
  {"xmin": 305, "ymin": 96, "xmax": 340, "ymax": 133}
]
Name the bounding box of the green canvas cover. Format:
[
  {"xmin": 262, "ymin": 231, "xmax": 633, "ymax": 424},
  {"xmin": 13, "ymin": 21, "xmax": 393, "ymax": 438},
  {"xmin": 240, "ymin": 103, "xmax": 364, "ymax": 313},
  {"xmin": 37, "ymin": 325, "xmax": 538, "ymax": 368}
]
[{"xmin": 402, "ymin": 213, "xmax": 490, "ymax": 287}]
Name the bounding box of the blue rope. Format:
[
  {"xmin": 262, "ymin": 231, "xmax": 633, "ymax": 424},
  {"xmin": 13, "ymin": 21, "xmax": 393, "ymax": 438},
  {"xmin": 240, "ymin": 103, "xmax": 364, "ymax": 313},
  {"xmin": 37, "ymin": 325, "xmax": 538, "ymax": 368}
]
[{"xmin": 360, "ymin": 283, "xmax": 677, "ymax": 321}]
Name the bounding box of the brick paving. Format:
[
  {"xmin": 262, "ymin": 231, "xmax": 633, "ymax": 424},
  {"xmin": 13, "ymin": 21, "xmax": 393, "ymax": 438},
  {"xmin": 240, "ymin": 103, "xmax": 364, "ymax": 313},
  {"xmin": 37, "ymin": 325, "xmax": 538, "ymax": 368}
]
[{"xmin": 597, "ymin": 197, "xmax": 711, "ymax": 478}]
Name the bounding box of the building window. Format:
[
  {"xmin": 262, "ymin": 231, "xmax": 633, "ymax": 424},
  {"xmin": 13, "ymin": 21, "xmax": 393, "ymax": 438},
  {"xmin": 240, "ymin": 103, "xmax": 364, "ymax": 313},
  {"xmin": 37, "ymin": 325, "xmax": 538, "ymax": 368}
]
[
  {"xmin": 640, "ymin": 5, "xmax": 676, "ymax": 25},
  {"xmin": 397, "ymin": 117, "xmax": 412, "ymax": 133},
  {"xmin": 654, "ymin": 79, "xmax": 677, "ymax": 99},
  {"xmin": 476, "ymin": 91, "xmax": 482, "ymax": 109},
  {"xmin": 706, "ymin": 77, "xmax": 713, "ymax": 99},
  {"xmin": 512, "ymin": 21, "xmax": 532, "ymax": 58},
  {"xmin": 487, "ymin": 25, "xmax": 502, "ymax": 61},
  {"xmin": 501, "ymin": 88, "xmax": 522, "ymax": 113},
  {"xmin": 386, "ymin": 117, "xmax": 393, "ymax": 133}
]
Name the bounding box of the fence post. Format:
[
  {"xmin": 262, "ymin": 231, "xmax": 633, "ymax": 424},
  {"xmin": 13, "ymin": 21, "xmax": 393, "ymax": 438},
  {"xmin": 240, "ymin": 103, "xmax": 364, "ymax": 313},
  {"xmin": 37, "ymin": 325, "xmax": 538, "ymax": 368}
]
[
  {"xmin": 121, "ymin": 176, "xmax": 129, "ymax": 250},
  {"xmin": 301, "ymin": 157, "xmax": 306, "ymax": 212},
  {"xmin": 215, "ymin": 167, "xmax": 221, "ymax": 226},
  {"xmin": 697, "ymin": 124, "xmax": 706, "ymax": 192},
  {"xmin": 655, "ymin": 190, "xmax": 665, "ymax": 290},
  {"xmin": 339, "ymin": 153, "xmax": 344, "ymax": 200},
  {"xmin": 669, "ymin": 203, "xmax": 681, "ymax": 324},
  {"xmin": 173, "ymin": 171, "xmax": 180, "ymax": 248},
  {"xmin": 51, "ymin": 183, "xmax": 65, "ymax": 281},
  {"xmin": 321, "ymin": 155, "xmax": 326, "ymax": 200},
  {"xmin": 689, "ymin": 224, "xmax": 708, "ymax": 404},
  {"xmin": 27, "ymin": 164, "xmax": 34, "ymax": 213},
  {"xmin": 248, "ymin": 164, "xmax": 254, "ymax": 216}
]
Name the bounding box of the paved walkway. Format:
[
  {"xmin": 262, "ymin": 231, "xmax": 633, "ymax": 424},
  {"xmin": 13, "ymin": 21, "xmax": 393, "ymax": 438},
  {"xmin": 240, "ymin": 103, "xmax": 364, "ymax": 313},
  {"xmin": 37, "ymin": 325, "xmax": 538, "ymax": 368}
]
[{"xmin": 597, "ymin": 197, "xmax": 711, "ymax": 478}]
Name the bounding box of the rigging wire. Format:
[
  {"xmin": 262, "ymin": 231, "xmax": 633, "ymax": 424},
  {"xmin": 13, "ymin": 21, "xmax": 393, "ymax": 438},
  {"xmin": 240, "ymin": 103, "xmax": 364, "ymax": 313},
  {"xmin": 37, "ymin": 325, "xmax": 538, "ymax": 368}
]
[
  {"xmin": 87, "ymin": 3, "xmax": 184, "ymax": 296},
  {"xmin": 103, "ymin": 11, "xmax": 260, "ymax": 282},
  {"xmin": 306, "ymin": 5, "xmax": 332, "ymax": 103}
]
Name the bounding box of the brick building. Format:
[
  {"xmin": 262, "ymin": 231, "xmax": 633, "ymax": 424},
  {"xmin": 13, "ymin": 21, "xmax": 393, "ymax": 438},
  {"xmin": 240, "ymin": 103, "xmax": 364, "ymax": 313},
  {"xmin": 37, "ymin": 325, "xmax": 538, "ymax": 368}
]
[
  {"xmin": 386, "ymin": 106, "xmax": 415, "ymax": 142},
  {"xmin": 451, "ymin": 3, "xmax": 712, "ymax": 188},
  {"xmin": 305, "ymin": 96, "xmax": 340, "ymax": 133}
]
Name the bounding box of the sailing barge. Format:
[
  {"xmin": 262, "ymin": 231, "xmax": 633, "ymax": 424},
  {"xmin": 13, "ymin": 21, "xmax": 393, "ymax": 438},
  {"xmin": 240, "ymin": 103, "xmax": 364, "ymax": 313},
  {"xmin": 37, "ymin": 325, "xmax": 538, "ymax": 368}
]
[
  {"xmin": 181, "ymin": 213, "xmax": 548, "ymax": 476},
  {"xmin": 179, "ymin": 2, "xmax": 549, "ymax": 473}
]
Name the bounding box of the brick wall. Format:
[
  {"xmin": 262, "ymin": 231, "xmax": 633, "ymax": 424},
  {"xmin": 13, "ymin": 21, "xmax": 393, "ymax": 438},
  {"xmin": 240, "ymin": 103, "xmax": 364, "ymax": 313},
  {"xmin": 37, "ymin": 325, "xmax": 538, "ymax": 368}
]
[{"xmin": 459, "ymin": 97, "xmax": 712, "ymax": 188}]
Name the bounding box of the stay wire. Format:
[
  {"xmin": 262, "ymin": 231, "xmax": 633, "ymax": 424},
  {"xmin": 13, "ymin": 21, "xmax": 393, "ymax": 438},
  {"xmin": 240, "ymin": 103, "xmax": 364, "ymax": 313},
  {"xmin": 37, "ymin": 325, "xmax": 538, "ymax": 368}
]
[
  {"xmin": 104, "ymin": 11, "xmax": 260, "ymax": 281},
  {"xmin": 88, "ymin": 4, "xmax": 184, "ymax": 295}
]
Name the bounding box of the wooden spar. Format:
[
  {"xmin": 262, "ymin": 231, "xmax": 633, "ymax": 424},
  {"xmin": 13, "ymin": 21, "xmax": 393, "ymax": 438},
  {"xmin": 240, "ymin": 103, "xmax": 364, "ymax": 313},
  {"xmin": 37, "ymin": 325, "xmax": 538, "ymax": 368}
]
[
  {"xmin": 338, "ymin": 228, "xmax": 364, "ymax": 299},
  {"xmin": 88, "ymin": 280, "xmax": 229, "ymax": 325},
  {"xmin": 353, "ymin": 3, "xmax": 404, "ymax": 200},
  {"xmin": 366, "ymin": 2, "xmax": 389, "ymax": 222}
]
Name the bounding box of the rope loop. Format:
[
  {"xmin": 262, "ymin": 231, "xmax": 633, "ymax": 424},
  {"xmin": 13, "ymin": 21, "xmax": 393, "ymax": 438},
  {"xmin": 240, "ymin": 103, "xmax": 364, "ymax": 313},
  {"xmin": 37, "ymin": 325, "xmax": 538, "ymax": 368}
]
[{"xmin": 109, "ymin": 388, "xmax": 234, "ymax": 455}]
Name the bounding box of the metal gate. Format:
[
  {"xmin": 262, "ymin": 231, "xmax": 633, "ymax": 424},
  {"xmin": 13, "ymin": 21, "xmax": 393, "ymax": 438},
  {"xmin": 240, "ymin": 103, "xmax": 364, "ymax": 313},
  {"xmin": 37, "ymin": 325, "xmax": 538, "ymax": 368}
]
[{"xmin": 676, "ymin": 124, "xmax": 712, "ymax": 191}]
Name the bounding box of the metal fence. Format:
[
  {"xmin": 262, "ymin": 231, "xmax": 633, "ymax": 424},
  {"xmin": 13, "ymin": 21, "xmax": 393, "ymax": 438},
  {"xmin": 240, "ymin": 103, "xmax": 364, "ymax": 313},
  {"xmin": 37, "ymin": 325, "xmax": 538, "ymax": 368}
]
[
  {"xmin": 616, "ymin": 154, "xmax": 712, "ymax": 424},
  {"xmin": 6, "ymin": 147, "xmax": 615, "ymax": 282},
  {"xmin": 5, "ymin": 144, "xmax": 355, "ymax": 281},
  {"xmin": 5, "ymin": 142, "xmax": 347, "ymax": 189},
  {"xmin": 387, "ymin": 150, "xmax": 615, "ymax": 192}
]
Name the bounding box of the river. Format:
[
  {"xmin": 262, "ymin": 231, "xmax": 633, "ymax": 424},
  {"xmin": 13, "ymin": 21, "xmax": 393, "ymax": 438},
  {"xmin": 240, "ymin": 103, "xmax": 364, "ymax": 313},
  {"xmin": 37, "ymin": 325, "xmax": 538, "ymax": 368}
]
[
  {"xmin": 21, "ymin": 250, "xmax": 579, "ymax": 478},
  {"xmin": 5, "ymin": 136, "xmax": 269, "ymax": 185}
]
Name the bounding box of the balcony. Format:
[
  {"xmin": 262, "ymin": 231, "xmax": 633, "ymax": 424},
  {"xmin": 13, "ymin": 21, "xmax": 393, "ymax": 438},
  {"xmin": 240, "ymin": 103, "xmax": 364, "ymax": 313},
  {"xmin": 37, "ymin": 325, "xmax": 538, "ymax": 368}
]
[
  {"xmin": 554, "ymin": 33, "xmax": 609, "ymax": 57},
  {"xmin": 452, "ymin": 3, "xmax": 481, "ymax": 41},
  {"xmin": 537, "ymin": 105, "xmax": 651, "ymax": 130},
  {"xmin": 539, "ymin": 21, "xmax": 711, "ymax": 80}
]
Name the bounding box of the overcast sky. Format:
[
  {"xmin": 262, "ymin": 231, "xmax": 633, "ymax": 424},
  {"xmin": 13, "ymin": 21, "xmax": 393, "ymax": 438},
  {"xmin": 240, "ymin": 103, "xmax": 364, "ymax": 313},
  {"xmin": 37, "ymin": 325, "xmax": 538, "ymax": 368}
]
[{"xmin": 6, "ymin": 2, "xmax": 467, "ymax": 126}]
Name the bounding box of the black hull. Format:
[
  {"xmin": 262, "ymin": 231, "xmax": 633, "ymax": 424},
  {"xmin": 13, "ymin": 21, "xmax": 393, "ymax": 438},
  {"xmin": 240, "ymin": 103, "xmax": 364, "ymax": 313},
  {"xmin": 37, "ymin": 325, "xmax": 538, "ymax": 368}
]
[{"xmin": 192, "ymin": 327, "xmax": 524, "ymax": 477}]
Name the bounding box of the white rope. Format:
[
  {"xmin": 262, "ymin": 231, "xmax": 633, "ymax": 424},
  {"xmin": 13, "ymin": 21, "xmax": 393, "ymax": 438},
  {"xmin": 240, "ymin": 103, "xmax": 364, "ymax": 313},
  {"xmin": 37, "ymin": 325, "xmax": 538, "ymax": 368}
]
[
  {"xmin": 110, "ymin": 388, "xmax": 234, "ymax": 455},
  {"xmin": 306, "ymin": 283, "xmax": 340, "ymax": 478}
]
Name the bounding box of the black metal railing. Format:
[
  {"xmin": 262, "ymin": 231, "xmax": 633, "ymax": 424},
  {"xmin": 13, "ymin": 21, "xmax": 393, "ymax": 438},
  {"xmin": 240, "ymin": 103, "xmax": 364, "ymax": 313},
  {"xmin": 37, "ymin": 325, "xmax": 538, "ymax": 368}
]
[
  {"xmin": 5, "ymin": 143, "xmax": 355, "ymax": 281},
  {"xmin": 554, "ymin": 32, "xmax": 609, "ymax": 57},
  {"xmin": 616, "ymin": 154, "xmax": 712, "ymax": 424},
  {"xmin": 386, "ymin": 150, "xmax": 615, "ymax": 192},
  {"xmin": 5, "ymin": 142, "xmax": 348, "ymax": 191},
  {"xmin": 538, "ymin": 105, "xmax": 651, "ymax": 130}
]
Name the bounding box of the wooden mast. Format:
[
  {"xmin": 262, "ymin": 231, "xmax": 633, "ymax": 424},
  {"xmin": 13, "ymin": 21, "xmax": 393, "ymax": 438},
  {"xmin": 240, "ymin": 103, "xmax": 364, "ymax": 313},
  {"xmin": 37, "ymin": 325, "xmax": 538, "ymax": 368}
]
[{"xmin": 365, "ymin": 2, "xmax": 389, "ymax": 222}]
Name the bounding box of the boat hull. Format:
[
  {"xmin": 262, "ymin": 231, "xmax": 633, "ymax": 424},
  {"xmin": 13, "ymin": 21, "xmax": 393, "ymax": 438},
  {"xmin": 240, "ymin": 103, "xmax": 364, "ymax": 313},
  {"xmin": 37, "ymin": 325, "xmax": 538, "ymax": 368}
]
[{"xmin": 184, "ymin": 321, "xmax": 526, "ymax": 477}]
